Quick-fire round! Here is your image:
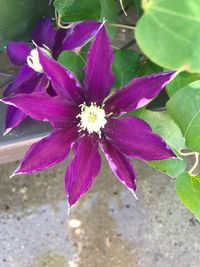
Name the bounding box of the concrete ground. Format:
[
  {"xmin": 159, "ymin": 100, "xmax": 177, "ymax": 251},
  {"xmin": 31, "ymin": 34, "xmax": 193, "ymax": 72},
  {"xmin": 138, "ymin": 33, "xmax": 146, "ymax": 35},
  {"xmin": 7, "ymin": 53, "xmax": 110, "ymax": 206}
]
[{"xmin": 0, "ymin": 157, "xmax": 200, "ymax": 267}]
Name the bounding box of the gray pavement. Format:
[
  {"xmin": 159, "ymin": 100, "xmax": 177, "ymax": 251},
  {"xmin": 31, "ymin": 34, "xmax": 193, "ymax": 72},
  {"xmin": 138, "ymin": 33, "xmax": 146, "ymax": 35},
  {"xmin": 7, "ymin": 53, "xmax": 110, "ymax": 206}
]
[{"xmin": 0, "ymin": 157, "xmax": 200, "ymax": 267}]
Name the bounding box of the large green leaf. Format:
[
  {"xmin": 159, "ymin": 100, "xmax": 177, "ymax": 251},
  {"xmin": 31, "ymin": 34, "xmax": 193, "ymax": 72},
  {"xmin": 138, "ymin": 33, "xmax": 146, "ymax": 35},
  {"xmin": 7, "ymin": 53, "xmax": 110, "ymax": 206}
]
[
  {"xmin": 167, "ymin": 81, "xmax": 200, "ymax": 152},
  {"xmin": 191, "ymin": 174, "xmax": 200, "ymax": 193},
  {"xmin": 166, "ymin": 72, "xmax": 199, "ymax": 97},
  {"xmin": 54, "ymin": 0, "xmax": 101, "ymax": 22},
  {"xmin": 58, "ymin": 51, "xmax": 85, "ymax": 82},
  {"xmin": 0, "ymin": 0, "xmax": 53, "ymax": 50},
  {"xmin": 112, "ymin": 50, "xmax": 140, "ymax": 88},
  {"xmin": 135, "ymin": 0, "xmax": 200, "ymax": 72},
  {"xmin": 140, "ymin": 110, "xmax": 186, "ymax": 177},
  {"xmin": 113, "ymin": 55, "xmax": 163, "ymax": 90},
  {"xmin": 176, "ymin": 172, "xmax": 200, "ymax": 221}
]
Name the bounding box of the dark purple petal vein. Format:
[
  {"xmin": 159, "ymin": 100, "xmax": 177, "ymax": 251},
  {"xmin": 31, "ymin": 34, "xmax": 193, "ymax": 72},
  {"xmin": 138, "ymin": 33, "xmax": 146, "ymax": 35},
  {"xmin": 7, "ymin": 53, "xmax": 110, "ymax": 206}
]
[{"xmin": 65, "ymin": 135, "xmax": 101, "ymax": 207}]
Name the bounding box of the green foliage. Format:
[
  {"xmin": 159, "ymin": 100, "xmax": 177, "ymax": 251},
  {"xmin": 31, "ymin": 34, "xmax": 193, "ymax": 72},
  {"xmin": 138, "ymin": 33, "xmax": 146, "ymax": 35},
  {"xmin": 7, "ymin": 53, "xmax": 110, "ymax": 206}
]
[
  {"xmin": 167, "ymin": 81, "xmax": 200, "ymax": 152},
  {"xmin": 137, "ymin": 60, "xmax": 162, "ymax": 76},
  {"xmin": 135, "ymin": 0, "xmax": 200, "ymax": 72},
  {"xmin": 176, "ymin": 172, "xmax": 200, "ymax": 221},
  {"xmin": 133, "ymin": 0, "xmax": 143, "ymax": 17},
  {"xmin": 58, "ymin": 51, "xmax": 85, "ymax": 82},
  {"xmin": 166, "ymin": 72, "xmax": 200, "ymax": 97},
  {"xmin": 139, "ymin": 110, "xmax": 186, "ymax": 177},
  {"xmin": 191, "ymin": 174, "xmax": 200, "ymax": 193},
  {"xmin": 100, "ymin": 0, "xmax": 118, "ymax": 38},
  {"xmin": 112, "ymin": 50, "xmax": 141, "ymax": 88},
  {"xmin": 0, "ymin": 0, "xmax": 53, "ymax": 50},
  {"xmin": 54, "ymin": 0, "xmax": 101, "ymax": 22}
]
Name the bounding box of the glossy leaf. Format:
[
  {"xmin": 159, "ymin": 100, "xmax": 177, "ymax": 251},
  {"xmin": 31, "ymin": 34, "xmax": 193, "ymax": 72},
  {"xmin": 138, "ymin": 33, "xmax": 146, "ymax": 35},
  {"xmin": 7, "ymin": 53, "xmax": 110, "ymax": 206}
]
[
  {"xmin": 166, "ymin": 72, "xmax": 199, "ymax": 97},
  {"xmin": 54, "ymin": 0, "xmax": 101, "ymax": 22},
  {"xmin": 176, "ymin": 172, "xmax": 200, "ymax": 221},
  {"xmin": 0, "ymin": 0, "xmax": 53, "ymax": 50},
  {"xmin": 135, "ymin": 0, "xmax": 200, "ymax": 72},
  {"xmin": 140, "ymin": 110, "xmax": 186, "ymax": 177},
  {"xmin": 191, "ymin": 174, "xmax": 200, "ymax": 193},
  {"xmin": 112, "ymin": 50, "xmax": 140, "ymax": 88},
  {"xmin": 167, "ymin": 81, "xmax": 200, "ymax": 152},
  {"xmin": 58, "ymin": 51, "xmax": 85, "ymax": 82}
]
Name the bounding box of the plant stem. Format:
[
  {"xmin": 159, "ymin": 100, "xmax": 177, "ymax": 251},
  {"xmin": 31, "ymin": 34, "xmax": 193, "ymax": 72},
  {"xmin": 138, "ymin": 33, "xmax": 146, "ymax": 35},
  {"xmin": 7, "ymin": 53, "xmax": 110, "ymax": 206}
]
[
  {"xmin": 189, "ymin": 153, "xmax": 199, "ymax": 174},
  {"xmin": 109, "ymin": 23, "xmax": 135, "ymax": 31},
  {"xmin": 179, "ymin": 151, "xmax": 197, "ymax": 156},
  {"xmin": 0, "ymin": 71, "xmax": 14, "ymax": 77},
  {"xmin": 55, "ymin": 10, "xmax": 71, "ymax": 29},
  {"xmin": 119, "ymin": 0, "xmax": 128, "ymax": 16}
]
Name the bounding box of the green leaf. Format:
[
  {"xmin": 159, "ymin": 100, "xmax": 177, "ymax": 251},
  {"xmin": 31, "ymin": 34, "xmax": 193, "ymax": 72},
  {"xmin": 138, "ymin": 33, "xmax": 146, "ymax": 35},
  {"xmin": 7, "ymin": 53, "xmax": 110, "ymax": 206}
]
[
  {"xmin": 58, "ymin": 51, "xmax": 85, "ymax": 82},
  {"xmin": 176, "ymin": 172, "xmax": 200, "ymax": 221},
  {"xmin": 0, "ymin": 0, "xmax": 53, "ymax": 50},
  {"xmin": 135, "ymin": 0, "xmax": 200, "ymax": 72},
  {"xmin": 133, "ymin": 0, "xmax": 143, "ymax": 17},
  {"xmin": 54, "ymin": 0, "xmax": 101, "ymax": 22},
  {"xmin": 166, "ymin": 72, "xmax": 200, "ymax": 97},
  {"xmin": 136, "ymin": 60, "xmax": 163, "ymax": 76},
  {"xmin": 140, "ymin": 110, "xmax": 186, "ymax": 177},
  {"xmin": 100, "ymin": 0, "xmax": 118, "ymax": 38},
  {"xmin": 112, "ymin": 50, "xmax": 141, "ymax": 88},
  {"xmin": 191, "ymin": 174, "xmax": 200, "ymax": 193},
  {"xmin": 140, "ymin": 110, "xmax": 185, "ymax": 152},
  {"xmin": 167, "ymin": 81, "xmax": 200, "ymax": 152}
]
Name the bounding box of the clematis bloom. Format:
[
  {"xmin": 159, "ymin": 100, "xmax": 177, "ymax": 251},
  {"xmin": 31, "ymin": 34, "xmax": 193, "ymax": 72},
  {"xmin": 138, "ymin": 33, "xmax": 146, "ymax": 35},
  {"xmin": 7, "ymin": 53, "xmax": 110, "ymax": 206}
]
[
  {"xmin": 2, "ymin": 26, "xmax": 176, "ymax": 207},
  {"xmin": 4, "ymin": 18, "xmax": 102, "ymax": 133}
]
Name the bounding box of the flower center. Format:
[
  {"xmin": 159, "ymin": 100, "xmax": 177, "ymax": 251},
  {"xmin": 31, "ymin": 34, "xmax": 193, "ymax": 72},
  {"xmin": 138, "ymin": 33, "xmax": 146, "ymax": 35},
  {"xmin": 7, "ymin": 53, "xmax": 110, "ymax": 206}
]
[
  {"xmin": 27, "ymin": 47, "xmax": 51, "ymax": 73},
  {"xmin": 77, "ymin": 102, "xmax": 107, "ymax": 137}
]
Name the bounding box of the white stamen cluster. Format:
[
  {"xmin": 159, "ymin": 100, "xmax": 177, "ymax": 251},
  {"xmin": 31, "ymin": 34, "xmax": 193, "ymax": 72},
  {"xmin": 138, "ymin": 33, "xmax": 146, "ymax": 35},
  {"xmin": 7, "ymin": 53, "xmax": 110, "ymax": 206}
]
[
  {"xmin": 27, "ymin": 47, "xmax": 51, "ymax": 73},
  {"xmin": 77, "ymin": 102, "xmax": 107, "ymax": 138}
]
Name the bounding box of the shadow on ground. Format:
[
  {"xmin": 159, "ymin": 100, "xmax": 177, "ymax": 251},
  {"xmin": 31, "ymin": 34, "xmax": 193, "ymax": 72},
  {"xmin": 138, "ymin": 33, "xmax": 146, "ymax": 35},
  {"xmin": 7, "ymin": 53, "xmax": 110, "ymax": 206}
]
[{"xmin": 0, "ymin": 157, "xmax": 200, "ymax": 267}]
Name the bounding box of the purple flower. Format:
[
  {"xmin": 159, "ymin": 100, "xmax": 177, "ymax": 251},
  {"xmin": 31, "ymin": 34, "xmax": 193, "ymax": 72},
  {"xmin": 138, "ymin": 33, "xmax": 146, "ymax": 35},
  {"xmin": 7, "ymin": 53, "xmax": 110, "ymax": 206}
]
[
  {"xmin": 2, "ymin": 26, "xmax": 176, "ymax": 207},
  {"xmin": 4, "ymin": 18, "xmax": 102, "ymax": 134}
]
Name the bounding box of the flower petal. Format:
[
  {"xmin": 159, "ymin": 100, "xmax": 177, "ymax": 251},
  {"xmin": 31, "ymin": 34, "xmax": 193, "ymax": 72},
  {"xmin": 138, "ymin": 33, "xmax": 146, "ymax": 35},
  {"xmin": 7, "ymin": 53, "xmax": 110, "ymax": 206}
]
[
  {"xmin": 100, "ymin": 138, "xmax": 136, "ymax": 192},
  {"xmin": 3, "ymin": 65, "xmax": 37, "ymax": 97},
  {"xmin": 7, "ymin": 42, "xmax": 31, "ymax": 66},
  {"xmin": 105, "ymin": 71, "xmax": 176, "ymax": 116},
  {"xmin": 14, "ymin": 128, "xmax": 77, "ymax": 174},
  {"xmin": 65, "ymin": 135, "xmax": 101, "ymax": 207},
  {"xmin": 84, "ymin": 26, "xmax": 114, "ymax": 105},
  {"xmin": 3, "ymin": 70, "xmax": 49, "ymax": 132},
  {"xmin": 104, "ymin": 116, "xmax": 176, "ymax": 161},
  {"xmin": 4, "ymin": 106, "xmax": 27, "ymax": 134},
  {"xmin": 38, "ymin": 48, "xmax": 84, "ymax": 103},
  {"xmin": 32, "ymin": 18, "xmax": 57, "ymax": 50},
  {"xmin": 62, "ymin": 21, "xmax": 102, "ymax": 50},
  {"xmin": 2, "ymin": 92, "xmax": 78, "ymax": 128},
  {"xmin": 53, "ymin": 21, "xmax": 102, "ymax": 58}
]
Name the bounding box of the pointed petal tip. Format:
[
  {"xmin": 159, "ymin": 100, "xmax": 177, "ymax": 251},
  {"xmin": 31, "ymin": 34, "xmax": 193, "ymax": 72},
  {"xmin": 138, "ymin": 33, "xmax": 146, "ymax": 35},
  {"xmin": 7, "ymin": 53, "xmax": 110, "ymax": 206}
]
[
  {"xmin": 1, "ymin": 97, "xmax": 16, "ymax": 107},
  {"xmin": 67, "ymin": 198, "xmax": 78, "ymax": 215},
  {"xmin": 120, "ymin": 179, "xmax": 137, "ymax": 199},
  {"xmin": 67, "ymin": 201, "xmax": 71, "ymax": 216},
  {"xmin": 129, "ymin": 188, "xmax": 138, "ymax": 200},
  {"xmin": 102, "ymin": 18, "xmax": 107, "ymax": 25},
  {"xmin": 3, "ymin": 128, "xmax": 12, "ymax": 136},
  {"xmin": 10, "ymin": 170, "xmax": 23, "ymax": 179},
  {"xmin": 166, "ymin": 144, "xmax": 177, "ymax": 159}
]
